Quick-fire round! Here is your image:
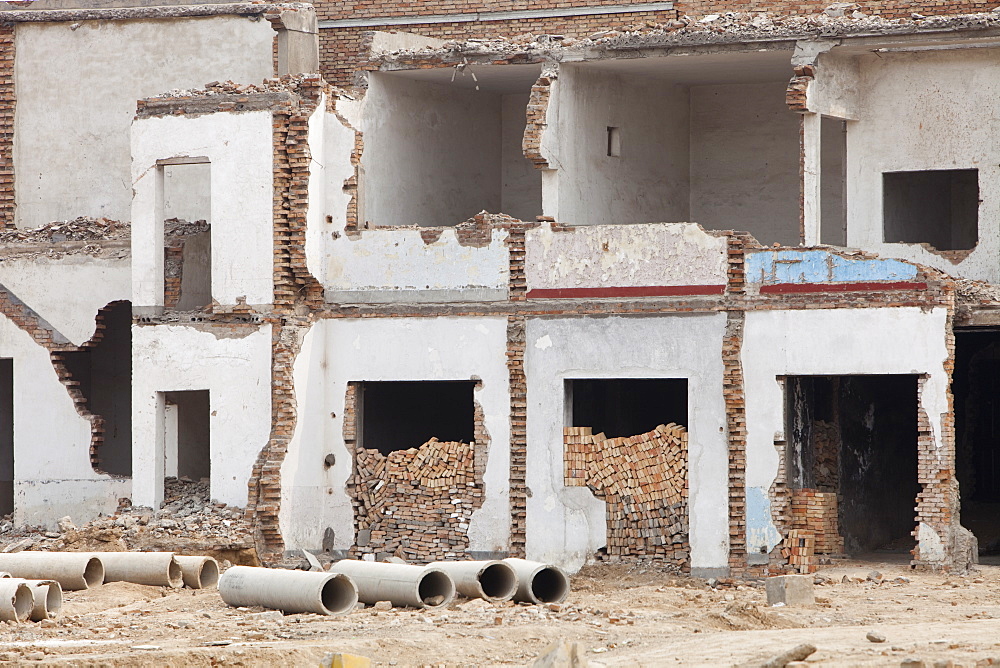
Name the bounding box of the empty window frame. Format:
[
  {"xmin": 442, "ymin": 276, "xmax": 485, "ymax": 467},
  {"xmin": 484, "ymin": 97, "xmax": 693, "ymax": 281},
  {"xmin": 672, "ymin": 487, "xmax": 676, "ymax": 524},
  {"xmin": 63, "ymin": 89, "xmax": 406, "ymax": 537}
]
[{"xmin": 883, "ymin": 169, "xmax": 979, "ymax": 251}]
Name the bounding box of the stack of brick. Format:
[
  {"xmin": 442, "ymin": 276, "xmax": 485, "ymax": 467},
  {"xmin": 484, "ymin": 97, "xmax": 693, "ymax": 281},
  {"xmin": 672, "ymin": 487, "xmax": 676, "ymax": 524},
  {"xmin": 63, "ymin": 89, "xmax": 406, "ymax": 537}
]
[
  {"xmin": 564, "ymin": 424, "xmax": 688, "ymax": 566},
  {"xmin": 781, "ymin": 529, "xmax": 818, "ymax": 574},
  {"xmin": 349, "ymin": 438, "xmax": 483, "ymax": 562},
  {"xmin": 790, "ymin": 488, "xmax": 844, "ymax": 555}
]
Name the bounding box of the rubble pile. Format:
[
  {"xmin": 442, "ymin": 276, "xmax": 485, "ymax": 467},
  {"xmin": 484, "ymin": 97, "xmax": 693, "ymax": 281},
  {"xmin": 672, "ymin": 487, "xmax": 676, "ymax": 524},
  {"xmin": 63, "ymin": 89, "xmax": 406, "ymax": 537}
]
[
  {"xmin": 0, "ymin": 217, "xmax": 129, "ymax": 244},
  {"xmin": 956, "ymin": 278, "xmax": 1000, "ymax": 305},
  {"xmin": 152, "ymin": 73, "xmax": 321, "ymax": 100},
  {"xmin": 0, "ymin": 478, "xmax": 254, "ymax": 561},
  {"xmin": 376, "ymin": 8, "xmax": 1000, "ymax": 59}
]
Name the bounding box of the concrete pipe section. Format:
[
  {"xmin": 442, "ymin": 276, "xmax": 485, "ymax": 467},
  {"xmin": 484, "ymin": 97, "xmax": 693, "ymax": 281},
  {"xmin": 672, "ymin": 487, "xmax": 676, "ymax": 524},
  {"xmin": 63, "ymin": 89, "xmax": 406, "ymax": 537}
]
[
  {"xmin": 428, "ymin": 560, "xmax": 518, "ymax": 602},
  {"xmin": 22, "ymin": 580, "xmax": 62, "ymax": 621},
  {"xmin": 0, "ymin": 553, "xmax": 104, "ymax": 590},
  {"xmin": 503, "ymin": 558, "xmax": 570, "ymax": 604},
  {"xmin": 0, "ymin": 580, "xmax": 32, "ymax": 622},
  {"xmin": 328, "ymin": 560, "xmax": 456, "ymax": 609},
  {"xmin": 89, "ymin": 552, "xmax": 183, "ymax": 588},
  {"xmin": 174, "ymin": 556, "xmax": 220, "ymax": 589},
  {"xmin": 219, "ymin": 566, "xmax": 359, "ymax": 616}
]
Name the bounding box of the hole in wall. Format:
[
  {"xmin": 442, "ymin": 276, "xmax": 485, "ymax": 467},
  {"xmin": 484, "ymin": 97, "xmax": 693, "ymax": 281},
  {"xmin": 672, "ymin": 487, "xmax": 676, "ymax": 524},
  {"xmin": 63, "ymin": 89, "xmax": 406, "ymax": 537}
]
[
  {"xmin": 566, "ymin": 378, "xmax": 687, "ymax": 438},
  {"xmin": 52, "ymin": 301, "xmax": 133, "ymax": 477},
  {"xmin": 356, "ymin": 380, "xmax": 476, "ymax": 455}
]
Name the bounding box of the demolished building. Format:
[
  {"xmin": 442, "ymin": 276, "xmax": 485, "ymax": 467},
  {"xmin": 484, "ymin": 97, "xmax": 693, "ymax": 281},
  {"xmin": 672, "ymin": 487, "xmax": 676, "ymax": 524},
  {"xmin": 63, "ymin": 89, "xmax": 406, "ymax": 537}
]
[{"xmin": 0, "ymin": 0, "xmax": 999, "ymax": 577}]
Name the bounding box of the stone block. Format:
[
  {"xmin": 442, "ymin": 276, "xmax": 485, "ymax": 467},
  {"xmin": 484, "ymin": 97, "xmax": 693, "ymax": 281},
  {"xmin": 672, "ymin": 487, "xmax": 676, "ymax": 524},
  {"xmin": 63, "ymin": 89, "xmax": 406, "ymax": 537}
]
[{"xmin": 765, "ymin": 574, "xmax": 814, "ymax": 606}]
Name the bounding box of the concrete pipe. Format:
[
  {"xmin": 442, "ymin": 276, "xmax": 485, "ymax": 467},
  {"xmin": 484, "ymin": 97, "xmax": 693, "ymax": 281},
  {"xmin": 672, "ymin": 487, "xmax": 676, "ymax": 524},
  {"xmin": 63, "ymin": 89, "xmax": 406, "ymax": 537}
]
[
  {"xmin": 428, "ymin": 560, "xmax": 518, "ymax": 602},
  {"xmin": 0, "ymin": 580, "xmax": 32, "ymax": 622},
  {"xmin": 218, "ymin": 566, "xmax": 358, "ymax": 616},
  {"xmin": 328, "ymin": 560, "xmax": 455, "ymax": 609},
  {"xmin": 0, "ymin": 553, "xmax": 103, "ymax": 590},
  {"xmin": 174, "ymin": 556, "xmax": 220, "ymax": 589},
  {"xmin": 89, "ymin": 552, "xmax": 183, "ymax": 588},
  {"xmin": 21, "ymin": 580, "xmax": 62, "ymax": 621},
  {"xmin": 503, "ymin": 558, "xmax": 570, "ymax": 604}
]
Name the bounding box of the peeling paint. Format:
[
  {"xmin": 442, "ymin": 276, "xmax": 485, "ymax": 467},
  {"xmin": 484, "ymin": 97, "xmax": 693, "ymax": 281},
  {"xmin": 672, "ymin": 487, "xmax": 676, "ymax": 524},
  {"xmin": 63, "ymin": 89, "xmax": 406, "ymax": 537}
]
[{"xmin": 745, "ymin": 249, "xmax": 919, "ymax": 285}]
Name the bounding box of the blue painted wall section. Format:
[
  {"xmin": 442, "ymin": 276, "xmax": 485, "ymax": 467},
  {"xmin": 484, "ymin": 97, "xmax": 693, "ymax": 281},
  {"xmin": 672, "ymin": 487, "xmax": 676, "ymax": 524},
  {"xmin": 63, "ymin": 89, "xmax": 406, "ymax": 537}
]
[
  {"xmin": 746, "ymin": 486, "xmax": 782, "ymax": 558},
  {"xmin": 745, "ymin": 249, "xmax": 919, "ymax": 285}
]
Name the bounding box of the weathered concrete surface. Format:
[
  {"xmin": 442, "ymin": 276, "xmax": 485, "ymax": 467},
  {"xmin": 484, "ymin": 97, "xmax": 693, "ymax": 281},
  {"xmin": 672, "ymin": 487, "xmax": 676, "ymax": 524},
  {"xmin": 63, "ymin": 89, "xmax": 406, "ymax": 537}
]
[{"xmin": 15, "ymin": 15, "xmax": 273, "ymax": 228}]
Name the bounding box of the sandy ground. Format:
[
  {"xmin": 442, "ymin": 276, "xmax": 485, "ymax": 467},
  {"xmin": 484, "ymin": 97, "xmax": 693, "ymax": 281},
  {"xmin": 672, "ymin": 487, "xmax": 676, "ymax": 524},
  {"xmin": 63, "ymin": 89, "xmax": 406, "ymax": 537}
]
[{"xmin": 1, "ymin": 557, "xmax": 1000, "ymax": 667}]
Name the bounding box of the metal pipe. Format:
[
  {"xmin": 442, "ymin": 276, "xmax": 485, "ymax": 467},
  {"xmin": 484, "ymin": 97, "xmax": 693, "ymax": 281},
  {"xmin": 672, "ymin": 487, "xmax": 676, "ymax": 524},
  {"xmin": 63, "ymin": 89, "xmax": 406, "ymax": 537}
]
[
  {"xmin": 503, "ymin": 558, "xmax": 570, "ymax": 604},
  {"xmin": 174, "ymin": 556, "xmax": 219, "ymax": 589},
  {"xmin": 20, "ymin": 580, "xmax": 61, "ymax": 621},
  {"xmin": 427, "ymin": 560, "xmax": 518, "ymax": 602},
  {"xmin": 0, "ymin": 553, "xmax": 103, "ymax": 590},
  {"xmin": 327, "ymin": 560, "xmax": 455, "ymax": 609},
  {"xmin": 218, "ymin": 566, "xmax": 358, "ymax": 616},
  {"xmin": 88, "ymin": 552, "xmax": 183, "ymax": 588},
  {"xmin": 0, "ymin": 580, "xmax": 32, "ymax": 622}
]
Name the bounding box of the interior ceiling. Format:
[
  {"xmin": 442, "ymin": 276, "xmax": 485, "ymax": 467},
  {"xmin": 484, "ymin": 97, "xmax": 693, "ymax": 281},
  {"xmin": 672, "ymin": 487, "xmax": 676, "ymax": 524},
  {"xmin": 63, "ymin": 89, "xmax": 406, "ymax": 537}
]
[{"xmin": 385, "ymin": 48, "xmax": 795, "ymax": 92}]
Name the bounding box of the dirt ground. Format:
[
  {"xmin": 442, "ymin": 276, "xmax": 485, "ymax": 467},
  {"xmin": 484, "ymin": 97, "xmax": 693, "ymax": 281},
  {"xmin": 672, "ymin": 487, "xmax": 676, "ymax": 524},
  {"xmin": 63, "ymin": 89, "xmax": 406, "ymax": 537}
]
[{"xmin": 1, "ymin": 557, "xmax": 1000, "ymax": 667}]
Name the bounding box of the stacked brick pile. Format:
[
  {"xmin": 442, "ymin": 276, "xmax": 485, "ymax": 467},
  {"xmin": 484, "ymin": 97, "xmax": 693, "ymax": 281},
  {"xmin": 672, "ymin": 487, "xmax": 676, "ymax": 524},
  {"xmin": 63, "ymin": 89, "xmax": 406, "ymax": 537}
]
[
  {"xmin": 790, "ymin": 489, "xmax": 844, "ymax": 555},
  {"xmin": 781, "ymin": 488, "xmax": 844, "ymax": 573},
  {"xmin": 782, "ymin": 529, "xmax": 818, "ymax": 573},
  {"xmin": 564, "ymin": 424, "xmax": 688, "ymax": 565},
  {"xmin": 349, "ymin": 438, "xmax": 483, "ymax": 561}
]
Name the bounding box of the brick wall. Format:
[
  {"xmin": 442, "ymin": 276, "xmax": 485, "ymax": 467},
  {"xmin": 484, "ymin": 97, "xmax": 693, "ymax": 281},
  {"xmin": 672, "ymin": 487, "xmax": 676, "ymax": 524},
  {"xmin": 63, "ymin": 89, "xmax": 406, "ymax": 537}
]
[{"xmin": 0, "ymin": 26, "xmax": 13, "ymax": 229}]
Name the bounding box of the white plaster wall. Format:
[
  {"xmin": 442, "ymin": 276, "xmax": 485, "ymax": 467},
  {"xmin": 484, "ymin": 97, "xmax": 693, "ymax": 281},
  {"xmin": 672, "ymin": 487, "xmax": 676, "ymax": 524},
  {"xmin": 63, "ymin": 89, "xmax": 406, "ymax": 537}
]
[
  {"xmin": 742, "ymin": 307, "xmax": 949, "ymax": 558},
  {"xmin": 317, "ymin": 101, "xmax": 362, "ymax": 285},
  {"xmin": 279, "ymin": 317, "xmax": 511, "ymax": 555},
  {"xmin": 809, "ymin": 51, "xmax": 861, "ymax": 120},
  {"xmin": 305, "ymin": 100, "xmax": 328, "ymax": 286},
  {"xmin": 524, "ymin": 314, "xmax": 729, "ymax": 573},
  {"xmin": 324, "ymin": 227, "xmax": 511, "ymax": 303},
  {"xmin": 131, "ymin": 324, "xmax": 273, "ymax": 508},
  {"xmin": 525, "ymin": 222, "xmax": 727, "ymax": 291},
  {"xmin": 552, "ymin": 65, "xmax": 690, "ymax": 226},
  {"xmin": 689, "ymin": 82, "xmax": 801, "ymax": 246},
  {"xmin": 14, "ymin": 17, "xmax": 274, "ymax": 227},
  {"xmin": 0, "ymin": 310, "xmax": 128, "ymax": 528},
  {"xmin": 0, "ymin": 256, "xmax": 130, "ymax": 346},
  {"xmin": 361, "ymin": 74, "xmax": 502, "ymax": 227},
  {"xmin": 845, "ymin": 48, "xmax": 1000, "ymax": 282},
  {"xmin": 131, "ymin": 111, "xmax": 274, "ymax": 308}
]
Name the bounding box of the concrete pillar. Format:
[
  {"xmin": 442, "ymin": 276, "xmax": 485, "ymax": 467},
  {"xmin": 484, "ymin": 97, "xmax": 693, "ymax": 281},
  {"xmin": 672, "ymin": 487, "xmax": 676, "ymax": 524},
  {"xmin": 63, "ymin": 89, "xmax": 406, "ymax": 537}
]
[{"xmin": 802, "ymin": 112, "xmax": 822, "ymax": 246}]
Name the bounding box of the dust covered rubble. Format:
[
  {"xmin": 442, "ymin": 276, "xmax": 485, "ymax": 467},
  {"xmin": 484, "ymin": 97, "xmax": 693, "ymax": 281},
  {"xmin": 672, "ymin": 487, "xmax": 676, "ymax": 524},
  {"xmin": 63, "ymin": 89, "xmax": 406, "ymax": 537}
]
[
  {"xmin": 374, "ymin": 7, "xmax": 1000, "ymax": 60},
  {"xmin": 0, "ymin": 477, "xmax": 252, "ymax": 556}
]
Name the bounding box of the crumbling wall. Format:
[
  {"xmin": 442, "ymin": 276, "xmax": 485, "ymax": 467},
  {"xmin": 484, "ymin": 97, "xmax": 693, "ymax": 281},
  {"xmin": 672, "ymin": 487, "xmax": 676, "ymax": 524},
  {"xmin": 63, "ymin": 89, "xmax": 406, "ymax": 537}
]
[
  {"xmin": 525, "ymin": 222, "xmax": 728, "ymax": 299},
  {"xmin": 325, "ymin": 219, "xmax": 511, "ymax": 303},
  {"xmin": 564, "ymin": 424, "xmax": 688, "ymax": 566}
]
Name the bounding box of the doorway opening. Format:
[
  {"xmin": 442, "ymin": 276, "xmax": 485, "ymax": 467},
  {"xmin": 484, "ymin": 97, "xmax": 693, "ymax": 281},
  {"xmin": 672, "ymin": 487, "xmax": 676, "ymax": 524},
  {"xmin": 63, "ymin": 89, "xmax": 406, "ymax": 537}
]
[
  {"xmin": 0, "ymin": 359, "xmax": 11, "ymax": 517},
  {"xmin": 954, "ymin": 331, "xmax": 1000, "ymax": 557},
  {"xmin": 786, "ymin": 375, "xmax": 919, "ymax": 558},
  {"xmin": 163, "ymin": 390, "xmax": 210, "ymax": 489}
]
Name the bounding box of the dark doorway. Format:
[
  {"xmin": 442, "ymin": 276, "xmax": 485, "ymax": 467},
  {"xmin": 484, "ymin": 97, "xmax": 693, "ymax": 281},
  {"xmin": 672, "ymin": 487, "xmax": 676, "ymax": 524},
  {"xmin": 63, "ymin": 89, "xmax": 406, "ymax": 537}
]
[
  {"xmin": 567, "ymin": 378, "xmax": 687, "ymax": 438},
  {"xmin": 786, "ymin": 375, "xmax": 919, "ymax": 556},
  {"xmin": 358, "ymin": 381, "xmax": 475, "ymax": 455},
  {"xmin": 164, "ymin": 390, "xmax": 211, "ymax": 482},
  {"xmin": 0, "ymin": 359, "xmax": 11, "ymax": 516},
  {"xmin": 954, "ymin": 331, "xmax": 1000, "ymax": 555}
]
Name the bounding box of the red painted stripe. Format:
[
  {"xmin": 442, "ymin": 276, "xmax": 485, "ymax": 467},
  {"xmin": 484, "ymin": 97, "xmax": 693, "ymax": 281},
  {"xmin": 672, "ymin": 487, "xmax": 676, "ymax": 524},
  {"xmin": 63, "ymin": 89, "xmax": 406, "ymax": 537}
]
[
  {"xmin": 759, "ymin": 281, "xmax": 927, "ymax": 294},
  {"xmin": 526, "ymin": 285, "xmax": 726, "ymax": 299}
]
